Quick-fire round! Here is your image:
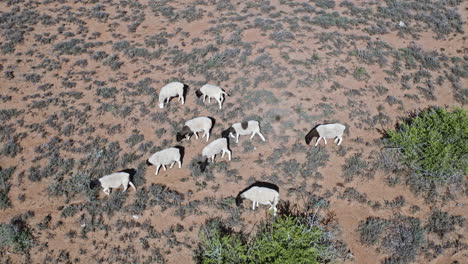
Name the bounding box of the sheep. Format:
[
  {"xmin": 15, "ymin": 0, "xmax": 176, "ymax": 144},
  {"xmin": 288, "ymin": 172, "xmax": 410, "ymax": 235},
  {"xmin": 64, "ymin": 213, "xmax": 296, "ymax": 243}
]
[
  {"xmin": 195, "ymin": 84, "xmax": 229, "ymax": 109},
  {"xmin": 236, "ymin": 182, "xmax": 280, "ymax": 216},
  {"xmin": 146, "ymin": 146, "xmax": 184, "ymax": 175},
  {"xmin": 89, "ymin": 169, "xmax": 136, "ymax": 196},
  {"xmin": 198, "ymin": 138, "xmax": 231, "ymax": 172},
  {"xmin": 221, "ymin": 120, "xmax": 266, "ymax": 143},
  {"xmin": 158, "ymin": 82, "xmax": 185, "ymax": 108},
  {"xmin": 176, "ymin": 116, "xmax": 214, "ymax": 142},
  {"xmin": 305, "ymin": 123, "xmax": 346, "ymax": 146}
]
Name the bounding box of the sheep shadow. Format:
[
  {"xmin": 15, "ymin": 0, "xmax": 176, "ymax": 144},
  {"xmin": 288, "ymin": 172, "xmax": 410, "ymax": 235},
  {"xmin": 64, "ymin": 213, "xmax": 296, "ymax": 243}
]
[
  {"xmin": 183, "ymin": 83, "xmax": 189, "ymax": 101},
  {"xmin": 238, "ymin": 181, "xmax": 279, "ymax": 195},
  {"xmin": 174, "ymin": 146, "xmax": 185, "ymax": 166},
  {"xmin": 305, "ymin": 124, "xmax": 321, "ymax": 145},
  {"xmin": 207, "ymin": 116, "xmax": 216, "ymax": 135},
  {"xmin": 118, "ymin": 168, "xmax": 137, "ymax": 183}
]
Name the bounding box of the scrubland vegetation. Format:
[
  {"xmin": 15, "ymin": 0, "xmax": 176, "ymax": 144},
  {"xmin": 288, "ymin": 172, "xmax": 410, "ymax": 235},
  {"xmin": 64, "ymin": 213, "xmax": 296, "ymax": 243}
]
[{"xmin": 0, "ymin": 0, "xmax": 466, "ymax": 263}]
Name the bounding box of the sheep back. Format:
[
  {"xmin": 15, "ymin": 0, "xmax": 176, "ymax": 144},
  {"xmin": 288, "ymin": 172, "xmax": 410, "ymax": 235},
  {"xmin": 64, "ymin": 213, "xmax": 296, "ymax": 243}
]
[
  {"xmin": 148, "ymin": 147, "xmax": 181, "ymax": 165},
  {"xmin": 317, "ymin": 123, "xmax": 346, "ymax": 138},
  {"xmin": 186, "ymin": 117, "xmax": 212, "ymax": 132},
  {"xmin": 99, "ymin": 172, "xmax": 129, "ymax": 189},
  {"xmin": 232, "ymin": 120, "xmax": 259, "ymax": 135},
  {"xmin": 241, "ymin": 186, "xmax": 279, "ymax": 204},
  {"xmin": 202, "ymin": 138, "xmax": 228, "ymax": 157},
  {"xmin": 159, "ymin": 82, "xmax": 184, "ymax": 101}
]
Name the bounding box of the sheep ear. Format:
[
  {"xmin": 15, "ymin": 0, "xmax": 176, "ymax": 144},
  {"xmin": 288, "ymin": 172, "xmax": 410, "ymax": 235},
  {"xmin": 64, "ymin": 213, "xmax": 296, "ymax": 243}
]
[{"xmin": 241, "ymin": 121, "xmax": 248, "ymax": 130}]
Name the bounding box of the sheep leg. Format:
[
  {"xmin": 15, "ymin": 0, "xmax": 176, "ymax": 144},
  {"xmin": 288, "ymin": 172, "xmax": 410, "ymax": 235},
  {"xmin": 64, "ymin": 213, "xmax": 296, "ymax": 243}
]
[
  {"xmin": 202, "ymin": 95, "xmax": 206, "ymax": 103},
  {"xmin": 162, "ymin": 164, "xmax": 167, "ymax": 171},
  {"xmin": 252, "ymin": 201, "xmax": 256, "ymax": 210},
  {"xmin": 170, "ymin": 161, "xmax": 175, "ymax": 168},
  {"xmin": 123, "ymin": 184, "xmax": 128, "ymax": 192},
  {"xmin": 221, "ymin": 151, "xmax": 225, "ymax": 158},
  {"xmin": 194, "ymin": 132, "xmax": 199, "ymax": 139},
  {"xmin": 324, "ymin": 138, "xmax": 328, "ymax": 144},
  {"xmin": 208, "ymin": 97, "xmax": 211, "ymax": 103},
  {"xmin": 104, "ymin": 188, "xmax": 110, "ymax": 196},
  {"xmin": 177, "ymin": 160, "xmax": 182, "ymax": 168},
  {"xmin": 205, "ymin": 131, "xmax": 210, "ymax": 141},
  {"xmin": 229, "ymin": 132, "xmax": 235, "ymax": 138},
  {"xmin": 129, "ymin": 181, "xmax": 136, "ymax": 191},
  {"xmin": 217, "ymin": 98, "xmax": 222, "ymax": 109},
  {"xmin": 227, "ymin": 150, "xmax": 232, "ymax": 161},
  {"xmin": 212, "ymin": 155, "xmax": 216, "ymax": 163},
  {"xmin": 155, "ymin": 164, "xmax": 161, "ymax": 175},
  {"xmin": 236, "ymin": 134, "xmax": 240, "ymax": 143},
  {"xmin": 250, "ymin": 132, "xmax": 255, "ymax": 139},
  {"xmin": 315, "ymin": 137, "xmax": 322, "ymax": 146},
  {"xmin": 180, "ymin": 95, "xmax": 184, "ymax": 104},
  {"xmin": 257, "ymin": 131, "xmax": 266, "ymax": 141},
  {"xmin": 337, "ymin": 136, "xmax": 343, "ymax": 145}
]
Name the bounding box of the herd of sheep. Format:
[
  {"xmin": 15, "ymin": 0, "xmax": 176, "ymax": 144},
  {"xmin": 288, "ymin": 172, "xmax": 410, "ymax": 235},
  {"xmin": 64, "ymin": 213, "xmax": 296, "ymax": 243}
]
[{"xmin": 90, "ymin": 81, "xmax": 346, "ymax": 216}]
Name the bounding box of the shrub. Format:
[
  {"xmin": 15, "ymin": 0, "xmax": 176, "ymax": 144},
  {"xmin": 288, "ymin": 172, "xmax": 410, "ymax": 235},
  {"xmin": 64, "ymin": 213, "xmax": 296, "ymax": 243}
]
[
  {"xmin": 384, "ymin": 107, "xmax": 467, "ymax": 198},
  {"xmin": 358, "ymin": 214, "xmax": 425, "ymax": 264},
  {"xmin": 0, "ymin": 167, "xmax": 15, "ymax": 209},
  {"xmin": 197, "ymin": 216, "xmax": 337, "ymax": 263},
  {"xmin": 0, "ymin": 219, "xmax": 35, "ymax": 254},
  {"xmin": 425, "ymin": 210, "xmax": 464, "ymax": 238}
]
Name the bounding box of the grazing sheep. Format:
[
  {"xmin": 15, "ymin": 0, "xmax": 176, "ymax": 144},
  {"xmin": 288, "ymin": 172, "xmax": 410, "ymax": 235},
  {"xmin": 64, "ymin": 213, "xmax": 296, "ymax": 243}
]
[
  {"xmin": 195, "ymin": 84, "xmax": 229, "ymax": 109},
  {"xmin": 159, "ymin": 82, "xmax": 185, "ymax": 108},
  {"xmin": 198, "ymin": 138, "xmax": 231, "ymax": 172},
  {"xmin": 89, "ymin": 169, "xmax": 136, "ymax": 196},
  {"xmin": 176, "ymin": 117, "xmax": 214, "ymax": 142},
  {"xmin": 305, "ymin": 123, "xmax": 346, "ymax": 146},
  {"xmin": 236, "ymin": 182, "xmax": 280, "ymax": 216},
  {"xmin": 222, "ymin": 120, "xmax": 266, "ymax": 143},
  {"xmin": 147, "ymin": 147, "xmax": 184, "ymax": 175}
]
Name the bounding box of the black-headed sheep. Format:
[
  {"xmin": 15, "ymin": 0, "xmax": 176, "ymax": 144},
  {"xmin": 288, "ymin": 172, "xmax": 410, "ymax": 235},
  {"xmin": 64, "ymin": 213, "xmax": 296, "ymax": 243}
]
[
  {"xmin": 89, "ymin": 169, "xmax": 136, "ymax": 196},
  {"xmin": 236, "ymin": 182, "xmax": 280, "ymax": 216},
  {"xmin": 159, "ymin": 82, "xmax": 185, "ymax": 108},
  {"xmin": 198, "ymin": 138, "xmax": 231, "ymax": 172},
  {"xmin": 305, "ymin": 123, "xmax": 346, "ymax": 146},
  {"xmin": 147, "ymin": 147, "xmax": 183, "ymax": 175},
  {"xmin": 195, "ymin": 84, "xmax": 229, "ymax": 109},
  {"xmin": 176, "ymin": 117, "xmax": 214, "ymax": 142}
]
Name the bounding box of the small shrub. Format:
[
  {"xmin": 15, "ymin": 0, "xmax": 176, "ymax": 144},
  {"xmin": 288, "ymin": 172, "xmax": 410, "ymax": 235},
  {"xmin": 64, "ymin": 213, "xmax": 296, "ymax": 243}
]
[{"xmin": 426, "ymin": 210, "xmax": 465, "ymax": 238}]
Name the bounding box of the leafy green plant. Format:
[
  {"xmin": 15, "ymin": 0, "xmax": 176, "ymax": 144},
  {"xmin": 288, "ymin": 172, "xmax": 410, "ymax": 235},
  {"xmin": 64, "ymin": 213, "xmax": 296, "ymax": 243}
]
[
  {"xmin": 197, "ymin": 216, "xmax": 336, "ymax": 263},
  {"xmin": 384, "ymin": 107, "xmax": 467, "ymax": 198}
]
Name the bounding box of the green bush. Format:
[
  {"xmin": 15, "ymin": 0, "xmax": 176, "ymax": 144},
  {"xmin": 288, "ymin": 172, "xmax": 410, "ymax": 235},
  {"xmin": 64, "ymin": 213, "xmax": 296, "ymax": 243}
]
[
  {"xmin": 385, "ymin": 107, "xmax": 467, "ymax": 197},
  {"xmin": 197, "ymin": 216, "xmax": 335, "ymax": 263}
]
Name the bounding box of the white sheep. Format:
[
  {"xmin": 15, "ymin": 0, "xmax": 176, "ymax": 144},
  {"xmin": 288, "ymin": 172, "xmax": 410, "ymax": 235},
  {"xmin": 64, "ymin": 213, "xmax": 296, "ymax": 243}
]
[
  {"xmin": 195, "ymin": 84, "xmax": 229, "ymax": 109},
  {"xmin": 158, "ymin": 82, "xmax": 185, "ymax": 108},
  {"xmin": 89, "ymin": 169, "xmax": 136, "ymax": 196},
  {"xmin": 147, "ymin": 147, "xmax": 183, "ymax": 175},
  {"xmin": 305, "ymin": 123, "xmax": 346, "ymax": 146},
  {"xmin": 236, "ymin": 184, "xmax": 280, "ymax": 216},
  {"xmin": 198, "ymin": 138, "xmax": 231, "ymax": 172},
  {"xmin": 176, "ymin": 116, "xmax": 213, "ymax": 142},
  {"xmin": 222, "ymin": 120, "xmax": 266, "ymax": 143}
]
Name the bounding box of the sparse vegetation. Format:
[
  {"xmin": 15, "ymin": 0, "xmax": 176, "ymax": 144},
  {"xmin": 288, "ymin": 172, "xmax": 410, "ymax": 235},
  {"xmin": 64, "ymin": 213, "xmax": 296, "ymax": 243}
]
[{"xmin": 0, "ymin": 0, "xmax": 466, "ymax": 262}]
